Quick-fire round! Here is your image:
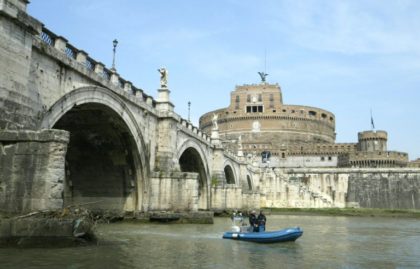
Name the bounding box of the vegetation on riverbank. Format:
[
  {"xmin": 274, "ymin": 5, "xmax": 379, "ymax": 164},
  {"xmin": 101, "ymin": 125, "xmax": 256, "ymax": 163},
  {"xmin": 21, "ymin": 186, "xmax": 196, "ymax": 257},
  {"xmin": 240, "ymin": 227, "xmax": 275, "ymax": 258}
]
[{"xmin": 264, "ymin": 207, "xmax": 420, "ymax": 218}]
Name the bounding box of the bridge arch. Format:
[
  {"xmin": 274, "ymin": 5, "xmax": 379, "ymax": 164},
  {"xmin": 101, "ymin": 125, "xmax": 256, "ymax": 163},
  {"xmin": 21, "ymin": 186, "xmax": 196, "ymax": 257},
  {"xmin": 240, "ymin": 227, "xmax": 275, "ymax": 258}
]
[
  {"xmin": 224, "ymin": 165, "xmax": 235, "ymax": 184},
  {"xmin": 40, "ymin": 86, "xmax": 149, "ymax": 212},
  {"xmin": 176, "ymin": 140, "xmax": 210, "ymax": 210},
  {"xmin": 223, "ymin": 159, "xmax": 238, "ymax": 185},
  {"xmin": 246, "ymin": 174, "xmax": 253, "ymax": 190}
]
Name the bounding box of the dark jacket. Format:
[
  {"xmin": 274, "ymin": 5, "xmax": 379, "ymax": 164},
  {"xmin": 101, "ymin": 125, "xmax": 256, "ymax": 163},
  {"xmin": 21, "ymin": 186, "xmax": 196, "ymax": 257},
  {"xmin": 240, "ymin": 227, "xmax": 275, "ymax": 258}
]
[
  {"xmin": 257, "ymin": 213, "xmax": 266, "ymax": 226},
  {"xmin": 249, "ymin": 213, "xmax": 257, "ymax": 227}
]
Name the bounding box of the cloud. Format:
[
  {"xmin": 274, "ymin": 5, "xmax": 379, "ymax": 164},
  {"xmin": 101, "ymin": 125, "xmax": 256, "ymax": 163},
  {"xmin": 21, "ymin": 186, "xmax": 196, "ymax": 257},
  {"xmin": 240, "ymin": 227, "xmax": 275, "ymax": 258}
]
[{"xmin": 269, "ymin": 0, "xmax": 420, "ymax": 55}]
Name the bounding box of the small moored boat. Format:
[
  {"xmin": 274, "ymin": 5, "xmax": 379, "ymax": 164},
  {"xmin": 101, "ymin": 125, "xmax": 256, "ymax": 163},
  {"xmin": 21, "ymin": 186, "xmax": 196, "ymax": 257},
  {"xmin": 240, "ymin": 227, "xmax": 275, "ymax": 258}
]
[{"xmin": 223, "ymin": 227, "xmax": 303, "ymax": 243}]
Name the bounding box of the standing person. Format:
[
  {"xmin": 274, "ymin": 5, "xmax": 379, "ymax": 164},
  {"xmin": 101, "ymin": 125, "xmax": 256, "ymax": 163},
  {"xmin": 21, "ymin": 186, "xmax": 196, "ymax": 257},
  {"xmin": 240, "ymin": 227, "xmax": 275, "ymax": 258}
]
[
  {"xmin": 249, "ymin": 210, "xmax": 258, "ymax": 232},
  {"xmin": 257, "ymin": 210, "xmax": 267, "ymax": 232},
  {"xmin": 231, "ymin": 209, "xmax": 237, "ymax": 221}
]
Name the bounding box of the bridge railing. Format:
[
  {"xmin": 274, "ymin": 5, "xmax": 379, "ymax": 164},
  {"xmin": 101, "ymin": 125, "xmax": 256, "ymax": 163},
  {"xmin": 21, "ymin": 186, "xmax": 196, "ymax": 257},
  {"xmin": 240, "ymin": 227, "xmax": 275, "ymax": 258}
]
[
  {"xmin": 65, "ymin": 43, "xmax": 77, "ymax": 60},
  {"xmin": 38, "ymin": 26, "xmax": 155, "ymax": 108},
  {"xmin": 40, "ymin": 27, "xmax": 55, "ymax": 46},
  {"xmin": 38, "ymin": 26, "xmax": 214, "ymax": 144}
]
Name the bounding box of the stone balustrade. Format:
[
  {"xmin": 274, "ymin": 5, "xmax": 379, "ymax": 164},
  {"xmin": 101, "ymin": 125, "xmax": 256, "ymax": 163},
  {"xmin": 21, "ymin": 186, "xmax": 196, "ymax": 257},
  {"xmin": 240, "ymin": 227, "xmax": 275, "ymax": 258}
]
[{"xmin": 38, "ymin": 26, "xmax": 154, "ymax": 106}]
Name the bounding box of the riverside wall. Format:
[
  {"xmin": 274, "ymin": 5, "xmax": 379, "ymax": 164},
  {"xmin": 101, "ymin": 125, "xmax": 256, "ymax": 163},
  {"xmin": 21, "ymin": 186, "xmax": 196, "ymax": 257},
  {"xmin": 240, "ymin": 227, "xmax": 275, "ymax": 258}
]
[{"xmin": 258, "ymin": 168, "xmax": 420, "ymax": 210}]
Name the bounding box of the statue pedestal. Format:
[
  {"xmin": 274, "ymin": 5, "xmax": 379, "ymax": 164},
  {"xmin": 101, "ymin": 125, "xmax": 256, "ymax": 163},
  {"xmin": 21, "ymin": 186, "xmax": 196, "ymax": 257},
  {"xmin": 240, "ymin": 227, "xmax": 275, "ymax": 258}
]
[
  {"xmin": 157, "ymin": 87, "xmax": 170, "ymax": 102},
  {"xmin": 156, "ymin": 87, "xmax": 174, "ymax": 113},
  {"xmin": 211, "ymin": 129, "xmax": 219, "ymax": 139},
  {"xmin": 211, "ymin": 130, "xmax": 221, "ymax": 146}
]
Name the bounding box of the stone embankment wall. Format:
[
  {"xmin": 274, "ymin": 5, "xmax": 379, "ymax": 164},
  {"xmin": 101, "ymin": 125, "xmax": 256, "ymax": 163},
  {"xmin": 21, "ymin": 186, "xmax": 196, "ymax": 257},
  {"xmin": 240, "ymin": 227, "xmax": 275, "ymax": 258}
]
[
  {"xmin": 347, "ymin": 170, "xmax": 420, "ymax": 209},
  {"xmin": 261, "ymin": 168, "xmax": 420, "ymax": 210},
  {"xmin": 259, "ymin": 168, "xmax": 343, "ymax": 208},
  {"xmin": 0, "ymin": 129, "xmax": 69, "ymax": 213}
]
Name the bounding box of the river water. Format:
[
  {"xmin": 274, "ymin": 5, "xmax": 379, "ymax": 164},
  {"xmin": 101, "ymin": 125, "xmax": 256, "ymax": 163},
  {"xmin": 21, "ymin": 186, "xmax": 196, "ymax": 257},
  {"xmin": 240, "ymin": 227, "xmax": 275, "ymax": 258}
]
[{"xmin": 1, "ymin": 215, "xmax": 419, "ymax": 269}]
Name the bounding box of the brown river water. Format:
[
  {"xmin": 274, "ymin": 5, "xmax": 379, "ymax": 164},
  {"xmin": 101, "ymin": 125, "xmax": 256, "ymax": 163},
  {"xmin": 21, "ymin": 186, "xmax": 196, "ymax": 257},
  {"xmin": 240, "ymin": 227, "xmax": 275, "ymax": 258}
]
[{"xmin": 0, "ymin": 215, "xmax": 419, "ymax": 269}]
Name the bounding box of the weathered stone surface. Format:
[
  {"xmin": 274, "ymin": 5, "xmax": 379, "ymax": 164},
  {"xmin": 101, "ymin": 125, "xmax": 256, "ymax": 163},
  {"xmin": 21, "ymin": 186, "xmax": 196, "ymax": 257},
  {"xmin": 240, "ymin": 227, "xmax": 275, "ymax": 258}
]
[
  {"xmin": 347, "ymin": 172, "xmax": 420, "ymax": 209},
  {"xmin": 0, "ymin": 129, "xmax": 69, "ymax": 213},
  {"xmin": 276, "ymin": 168, "xmax": 420, "ymax": 210},
  {"xmin": 0, "ymin": 217, "xmax": 95, "ymax": 247}
]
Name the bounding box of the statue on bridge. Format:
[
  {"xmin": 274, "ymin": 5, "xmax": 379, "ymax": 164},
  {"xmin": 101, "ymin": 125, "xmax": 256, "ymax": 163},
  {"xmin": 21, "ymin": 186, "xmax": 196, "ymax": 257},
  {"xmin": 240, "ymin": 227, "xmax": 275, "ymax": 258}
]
[
  {"xmin": 212, "ymin": 113, "xmax": 218, "ymax": 131},
  {"xmin": 158, "ymin": 68, "xmax": 168, "ymax": 88}
]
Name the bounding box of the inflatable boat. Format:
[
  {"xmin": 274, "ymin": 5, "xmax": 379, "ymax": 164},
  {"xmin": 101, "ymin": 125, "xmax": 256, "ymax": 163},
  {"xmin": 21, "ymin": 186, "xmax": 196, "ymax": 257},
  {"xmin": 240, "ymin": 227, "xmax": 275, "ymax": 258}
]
[{"xmin": 222, "ymin": 227, "xmax": 303, "ymax": 243}]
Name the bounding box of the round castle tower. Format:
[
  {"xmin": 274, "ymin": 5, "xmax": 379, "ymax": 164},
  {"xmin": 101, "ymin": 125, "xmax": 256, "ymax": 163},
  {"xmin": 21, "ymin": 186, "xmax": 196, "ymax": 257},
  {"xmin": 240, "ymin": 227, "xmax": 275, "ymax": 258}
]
[
  {"xmin": 348, "ymin": 130, "xmax": 408, "ymax": 168},
  {"xmin": 357, "ymin": 130, "xmax": 387, "ymax": 152},
  {"xmin": 199, "ymin": 81, "xmax": 336, "ymax": 156}
]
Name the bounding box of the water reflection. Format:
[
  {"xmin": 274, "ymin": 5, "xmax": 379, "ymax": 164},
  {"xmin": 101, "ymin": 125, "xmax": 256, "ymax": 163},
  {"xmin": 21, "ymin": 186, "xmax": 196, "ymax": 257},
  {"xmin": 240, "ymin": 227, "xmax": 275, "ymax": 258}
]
[{"xmin": 0, "ymin": 216, "xmax": 419, "ymax": 269}]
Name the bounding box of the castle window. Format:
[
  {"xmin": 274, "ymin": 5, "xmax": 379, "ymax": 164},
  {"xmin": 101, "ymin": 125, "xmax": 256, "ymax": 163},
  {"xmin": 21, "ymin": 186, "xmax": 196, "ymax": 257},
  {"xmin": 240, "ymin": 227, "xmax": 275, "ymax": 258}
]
[
  {"xmin": 247, "ymin": 95, "xmax": 251, "ymax": 102},
  {"xmin": 235, "ymin": 96, "xmax": 240, "ymax": 109},
  {"xmin": 258, "ymin": 94, "xmax": 262, "ymax": 102},
  {"xmin": 281, "ymin": 152, "xmax": 285, "ymax": 158},
  {"xmin": 328, "ymin": 156, "xmax": 332, "ymax": 161},
  {"xmin": 321, "ymin": 113, "xmax": 327, "ymax": 119},
  {"xmin": 330, "ymin": 116, "xmax": 334, "ymax": 121},
  {"xmin": 309, "ymin": 111, "xmax": 317, "ymax": 116},
  {"xmin": 321, "ymin": 156, "xmax": 325, "ymax": 161},
  {"xmin": 247, "ymin": 105, "xmax": 263, "ymax": 113}
]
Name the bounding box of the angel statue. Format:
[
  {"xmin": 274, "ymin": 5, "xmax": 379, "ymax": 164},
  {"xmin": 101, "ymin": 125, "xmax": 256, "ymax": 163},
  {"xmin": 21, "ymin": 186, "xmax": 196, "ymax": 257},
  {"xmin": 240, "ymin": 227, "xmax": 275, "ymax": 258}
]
[
  {"xmin": 258, "ymin": 71, "xmax": 268, "ymax": 83},
  {"xmin": 158, "ymin": 67, "xmax": 168, "ymax": 88}
]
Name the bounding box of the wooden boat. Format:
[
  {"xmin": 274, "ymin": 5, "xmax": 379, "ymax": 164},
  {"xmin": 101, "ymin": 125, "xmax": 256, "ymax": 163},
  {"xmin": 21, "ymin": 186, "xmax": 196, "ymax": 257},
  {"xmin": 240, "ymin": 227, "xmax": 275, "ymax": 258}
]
[{"xmin": 222, "ymin": 227, "xmax": 303, "ymax": 243}]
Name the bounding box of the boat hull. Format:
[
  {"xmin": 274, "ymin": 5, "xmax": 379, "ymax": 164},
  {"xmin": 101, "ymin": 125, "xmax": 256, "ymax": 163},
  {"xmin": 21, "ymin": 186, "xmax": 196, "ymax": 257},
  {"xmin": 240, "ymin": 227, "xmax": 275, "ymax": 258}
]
[{"xmin": 222, "ymin": 227, "xmax": 303, "ymax": 243}]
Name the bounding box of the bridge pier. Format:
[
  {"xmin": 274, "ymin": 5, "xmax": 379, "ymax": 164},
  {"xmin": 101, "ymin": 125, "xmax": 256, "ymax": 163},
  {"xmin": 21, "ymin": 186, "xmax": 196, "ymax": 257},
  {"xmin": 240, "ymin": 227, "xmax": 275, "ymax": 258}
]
[
  {"xmin": 155, "ymin": 87, "xmax": 177, "ymax": 171},
  {"xmin": 0, "ymin": 129, "xmax": 69, "ymax": 213}
]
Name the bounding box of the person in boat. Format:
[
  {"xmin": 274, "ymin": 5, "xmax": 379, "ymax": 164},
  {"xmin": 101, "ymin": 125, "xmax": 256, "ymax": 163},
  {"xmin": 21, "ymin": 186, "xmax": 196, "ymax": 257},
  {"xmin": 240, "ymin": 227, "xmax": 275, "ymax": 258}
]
[
  {"xmin": 249, "ymin": 210, "xmax": 259, "ymax": 232},
  {"xmin": 231, "ymin": 210, "xmax": 237, "ymax": 221},
  {"xmin": 257, "ymin": 210, "xmax": 267, "ymax": 232}
]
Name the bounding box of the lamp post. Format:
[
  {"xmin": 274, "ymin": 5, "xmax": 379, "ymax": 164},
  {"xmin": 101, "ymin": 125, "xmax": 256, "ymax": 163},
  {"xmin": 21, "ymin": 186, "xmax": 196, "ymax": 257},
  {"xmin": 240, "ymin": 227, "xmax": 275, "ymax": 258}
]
[
  {"xmin": 188, "ymin": 101, "xmax": 191, "ymax": 122},
  {"xmin": 111, "ymin": 39, "xmax": 118, "ymax": 71}
]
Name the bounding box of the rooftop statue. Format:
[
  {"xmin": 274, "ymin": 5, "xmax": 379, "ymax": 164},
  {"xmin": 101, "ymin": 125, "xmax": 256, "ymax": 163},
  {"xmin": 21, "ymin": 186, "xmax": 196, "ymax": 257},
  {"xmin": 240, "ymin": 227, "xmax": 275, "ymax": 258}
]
[
  {"xmin": 258, "ymin": 71, "xmax": 268, "ymax": 83},
  {"xmin": 158, "ymin": 68, "xmax": 168, "ymax": 88}
]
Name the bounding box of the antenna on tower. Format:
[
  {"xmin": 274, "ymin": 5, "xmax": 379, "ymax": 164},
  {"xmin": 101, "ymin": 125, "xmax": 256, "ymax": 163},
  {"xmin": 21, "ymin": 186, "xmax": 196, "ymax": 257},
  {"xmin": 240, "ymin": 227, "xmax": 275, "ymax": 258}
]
[
  {"xmin": 264, "ymin": 48, "xmax": 267, "ymax": 75},
  {"xmin": 188, "ymin": 101, "xmax": 191, "ymax": 122},
  {"xmin": 258, "ymin": 49, "xmax": 269, "ymax": 83}
]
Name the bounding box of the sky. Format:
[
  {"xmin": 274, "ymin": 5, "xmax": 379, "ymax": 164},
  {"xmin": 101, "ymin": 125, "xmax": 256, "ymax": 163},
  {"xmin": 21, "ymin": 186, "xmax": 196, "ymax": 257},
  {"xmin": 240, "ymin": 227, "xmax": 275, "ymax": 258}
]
[{"xmin": 28, "ymin": 0, "xmax": 420, "ymax": 160}]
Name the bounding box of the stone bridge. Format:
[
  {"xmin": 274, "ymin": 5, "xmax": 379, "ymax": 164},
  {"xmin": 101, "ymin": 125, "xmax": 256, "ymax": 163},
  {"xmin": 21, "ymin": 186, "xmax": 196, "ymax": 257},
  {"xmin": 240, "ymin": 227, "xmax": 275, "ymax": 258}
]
[
  {"xmin": 3, "ymin": 0, "xmax": 420, "ymax": 215},
  {"xmin": 0, "ymin": 0, "xmax": 259, "ymax": 214}
]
